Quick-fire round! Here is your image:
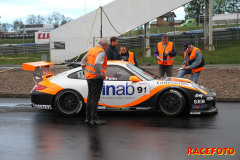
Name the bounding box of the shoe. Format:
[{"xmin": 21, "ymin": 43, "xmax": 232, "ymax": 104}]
[
  {"xmin": 84, "ymin": 119, "xmax": 90, "ymax": 123},
  {"xmin": 90, "ymin": 119, "xmax": 106, "ymax": 125}
]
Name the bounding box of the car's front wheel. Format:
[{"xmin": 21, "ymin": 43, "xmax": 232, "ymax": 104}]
[
  {"xmin": 54, "ymin": 89, "xmax": 84, "ymax": 115},
  {"xmin": 159, "ymin": 90, "xmax": 186, "ymax": 116}
]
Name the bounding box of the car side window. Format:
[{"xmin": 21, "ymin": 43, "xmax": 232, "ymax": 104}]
[
  {"xmin": 106, "ymin": 65, "xmax": 133, "ymax": 81},
  {"xmin": 68, "ymin": 70, "xmax": 86, "ymax": 79}
]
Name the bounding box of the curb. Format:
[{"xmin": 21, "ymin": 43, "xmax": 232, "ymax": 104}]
[
  {"xmin": 217, "ymin": 98, "xmax": 240, "ymax": 102},
  {"xmin": 0, "ymin": 94, "xmax": 240, "ymax": 102},
  {"xmin": 0, "ymin": 94, "xmax": 30, "ymax": 98}
]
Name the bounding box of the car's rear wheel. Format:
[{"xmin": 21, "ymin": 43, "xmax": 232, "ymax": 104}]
[
  {"xmin": 54, "ymin": 89, "xmax": 84, "ymax": 115},
  {"xmin": 159, "ymin": 90, "xmax": 186, "ymax": 116}
]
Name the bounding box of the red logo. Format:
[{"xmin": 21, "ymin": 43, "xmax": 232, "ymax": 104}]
[{"xmin": 38, "ymin": 33, "xmax": 50, "ymax": 39}]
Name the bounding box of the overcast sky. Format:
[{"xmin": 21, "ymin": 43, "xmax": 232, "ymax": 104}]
[{"xmin": 0, "ymin": 0, "xmax": 185, "ymax": 24}]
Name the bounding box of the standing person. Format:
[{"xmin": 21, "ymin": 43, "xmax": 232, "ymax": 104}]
[
  {"xmin": 119, "ymin": 44, "xmax": 138, "ymax": 66},
  {"xmin": 81, "ymin": 37, "xmax": 110, "ymax": 125},
  {"xmin": 177, "ymin": 43, "xmax": 205, "ymax": 83},
  {"xmin": 153, "ymin": 34, "xmax": 176, "ymax": 78},
  {"xmin": 106, "ymin": 36, "xmax": 120, "ymax": 60}
]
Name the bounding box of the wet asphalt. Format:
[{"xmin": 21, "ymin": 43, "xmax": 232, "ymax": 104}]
[{"xmin": 0, "ymin": 98, "xmax": 239, "ymax": 160}]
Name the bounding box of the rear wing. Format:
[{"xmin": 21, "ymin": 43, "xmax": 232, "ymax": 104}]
[{"xmin": 22, "ymin": 61, "xmax": 54, "ymax": 83}]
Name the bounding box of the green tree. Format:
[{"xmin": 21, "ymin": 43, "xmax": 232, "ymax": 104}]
[
  {"xmin": 26, "ymin": 14, "xmax": 37, "ymax": 24},
  {"xmin": 60, "ymin": 16, "xmax": 73, "ymax": 26},
  {"xmin": 213, "ymin": 0, "xmax": 228, "ymax": 14},
  {"xmin": 0, "ymin": 23, "xmax": 12, "ymax": 31},
  {"xmin": 26, "ymin": 14, "xmax": 45, "ymax": 24},
  {"xmin": 35, "ymin": 15, "xmax": 46, "ymax": 24},
  {"xmin": 12, "ymin": 19, "xmax": 23, "ymax": 30},
  {"xmin": 184, "ymin": 0, "xmax": 204, "ymax": 25},
  {"xmin": 226, "ymin": 0, "xmax": 240, "ymax": 13},
  {"xmin": 46, "ymin": 12, "xmax": 72, "ymax": 26}
]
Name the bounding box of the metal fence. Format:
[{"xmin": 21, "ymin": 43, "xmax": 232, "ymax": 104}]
[
  {"xmin": 0, "ymin": 27, "xmax": 239, "ymax": 58},
  {"xmin": 0, "ymin": 43, "xmax": 49, "ymax": 55},
  {"xmin": 118, "ymin": 27, "xmax": 240, "ymax": 54}
]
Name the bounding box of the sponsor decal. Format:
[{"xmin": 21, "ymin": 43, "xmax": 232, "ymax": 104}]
[
  {"xmin": 102, "ymin": 82, "xmax": 149, "ymax": 96},
  {"xmin": 190, "ymin": 112, "xmax": 201, "ymax": 115},
  {"xmin": 207, "ymin": 97, "xmax": 214, "ymax": 101},
  {"xmin": 194, "ymin": 99, "xmax": 206, "ymax": 104},
  {"xmin": 136, "ymin": 107, "xmax": 151, "ymax": 110},
  {"xmin": 157, "ymin": 81, "xmax": 190, "ymax": 86},
  {"xmin": 192, "ymin": 104, "xmax": 205, "ymax": 109},
  {"xmin": 106, "ymin": 77, "xmax": 118, "ymax": 81},
  {"xmin": 107, "ymin": 107, "xmax": 120, "ymax": 110},
  {"xmin": 37, "ymin": 32, "xmax": 50, "ymax": 39},
  {"xmin": 187, "ymin": 147, "xmax": 235, "ymax": 156},
  {"xmin": 102, "ymin": 82, "xmax": 135, "ymax": 96},
  {"xmin": 97, "ymin": 106, "xmax": 106, "ymax": 110},
  {"xmin": 32, "ymin": 104, "xmax": 52, "ymax": 110},
  {"xmin": 120, "ymin": 107, "xmax": 130, "ymax": 110},
  {"xmin": 195, "ymin": 93, "xmax": 204, "ymax": 98}
]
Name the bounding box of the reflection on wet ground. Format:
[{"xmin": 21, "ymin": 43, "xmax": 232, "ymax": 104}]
[{"xmin": 0, "ymin": 102, "xmax": 239, "ymax": 160}]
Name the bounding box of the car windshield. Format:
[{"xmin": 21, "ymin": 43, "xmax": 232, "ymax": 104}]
[{"xmin": 127, "ymin": 64, "xmax": 157, "ymax": 80}]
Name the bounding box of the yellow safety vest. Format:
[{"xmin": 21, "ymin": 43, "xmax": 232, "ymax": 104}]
[
  {"xmin": 157, "ymin": 41, "xmax": 174, "ymax": 65},
  {"xmin": 184, "ymin": 47, "xmax": 204, "ymax": 73},
  {"xmin": 85, "ymin": 46, "xmax": 107, "ymax": 79}
]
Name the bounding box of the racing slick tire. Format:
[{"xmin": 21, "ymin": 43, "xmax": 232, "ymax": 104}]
[
  {"xmin": 54, "ymin": 89, "xmax": 84, "ymax": 115},
  {"xmin": 159, "ymin": 89, "xmax": 186, "ymax": 116}
]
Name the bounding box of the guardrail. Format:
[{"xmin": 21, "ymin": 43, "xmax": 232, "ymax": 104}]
[{"xmin": 0, "ymin": 43, "xmax": 49, "ymax": 55}]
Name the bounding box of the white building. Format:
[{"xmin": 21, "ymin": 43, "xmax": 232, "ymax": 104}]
[
  {"xmin": 213, "ymin": 13, "xmax": 240, "ymax": 25},
  {"xmin": 50, "ymin": 0, "xmax": 191, "ymax": 64},
  {"xmin": 19, "ymin": 24, "xmax": 55, "ymax": 35}
]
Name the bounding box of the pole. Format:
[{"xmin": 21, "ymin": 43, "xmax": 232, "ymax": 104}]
[
  {"xmin": 204, "ymin": 0, "xmax": 209, "ymax": 50},
  {"xmin": 209, "ymin": 0, "xmax": 214, "ymax": 51},
  {"xmin": 100, "ymin": 6, "xmax": 102, "ymax": 38},
  {"xmin": 144, "ymin": 22, "xmax": 151, "ymax": 57},
  {"xmin": 237, "ymin": 9, "xmax": 239, "ymax": 40},
  {"xmin": 23, "ymin": 25, "xmax": 25, "ymax": 55}
]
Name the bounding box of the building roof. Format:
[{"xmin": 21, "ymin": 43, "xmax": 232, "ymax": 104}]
[
  {"xmin": 213, "ymin": 13, "xmax": 238, "ymax": 20},
  {"xmin": 161, "ymin": 12, "xmax": 176, "ymax": 17},
  {"xmin": 150, "ymin": 21, "xmax": 157, "ymax": 25},
  {"xmin": 174, "ymin": 20, "xmax": 184, "ymax": 24}
]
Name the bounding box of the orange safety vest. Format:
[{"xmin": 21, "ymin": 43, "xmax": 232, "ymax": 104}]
[
  {"xmin": 119, "ymin": 51, "xmax": 135, "ymax": 65},
  {"xmin": 157, "ymin": 41, "xmax": 174, "ymax": 65},
  {"xmin": 85, "ymin": 46, "xmax": 107, "ymax": 79},
  {"xmin": 184, "ymin": 47, "xmax": 204, "ymax": 73}
]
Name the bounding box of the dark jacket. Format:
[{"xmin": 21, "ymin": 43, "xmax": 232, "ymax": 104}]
[
  {"xmin": 119, "ymin": 51, "xmax": 138, "ymax": 66},
  {"xmin": 106, "ymin": 44, "xmax": 120, "ymax": 60}
]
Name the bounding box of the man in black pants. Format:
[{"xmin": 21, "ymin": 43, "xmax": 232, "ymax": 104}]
[{"xmin": 81, "ymin": 37, "xmax": 110, "ymax": 125}]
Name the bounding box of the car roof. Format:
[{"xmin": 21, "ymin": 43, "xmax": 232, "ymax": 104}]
[{"xmin": 107, "ymin": 60, "xmax": 130, "ymax": 66}]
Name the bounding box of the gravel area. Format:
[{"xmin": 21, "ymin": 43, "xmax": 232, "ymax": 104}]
[{"xmin": 0, "ymin": 66, "xmax": 239, "ymax": 101}]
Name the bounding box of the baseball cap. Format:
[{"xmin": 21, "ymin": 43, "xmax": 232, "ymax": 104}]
[{"xmin": 183, "ymin": 43, "xmax": 191, "ymax": 51}]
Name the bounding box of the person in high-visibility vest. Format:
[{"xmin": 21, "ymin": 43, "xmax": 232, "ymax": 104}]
[
  {"xmin": 153, "ymin": 34, "xmax": 176, "ymax": 78},
  {"xmin": 81, "ymin": 37, "xmax": 110, "ymax": 125},
  {"xmin": 119, "ymin": 44, "xmax": 138, "ymax": 66},
  {"xmin": 177, "ymin": 43, "xmax": 205, "ymax": 84}
]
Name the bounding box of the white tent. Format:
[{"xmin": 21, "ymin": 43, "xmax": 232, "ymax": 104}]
[{"xmin": 50, "ymin": 0, "xmax": 191, "ymax": 63}]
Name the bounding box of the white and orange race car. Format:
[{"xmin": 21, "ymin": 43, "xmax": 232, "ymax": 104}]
[{"xmin": 22, "ymin": 61, "xmax": 218, "ymax": 116}]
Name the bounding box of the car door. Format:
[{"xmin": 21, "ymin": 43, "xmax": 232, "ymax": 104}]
[{"xmin": 100, "ymin": 65, "xmax": 151, "ymax": 108}]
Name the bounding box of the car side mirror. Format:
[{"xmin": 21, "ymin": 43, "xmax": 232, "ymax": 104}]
[{"xmin": 129, "ymin": 76, "xmax": 141, "ymax": 82}]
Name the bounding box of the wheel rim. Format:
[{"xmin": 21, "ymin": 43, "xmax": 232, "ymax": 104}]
[
  {"xmin": 161, "ymin": 93, "xmax": 182, "ymax": 114},
  {"xmin": 58, "ymin": 91, "xmax": 82, "ymax": 114}
]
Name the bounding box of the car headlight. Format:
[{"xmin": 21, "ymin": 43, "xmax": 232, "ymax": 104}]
[{"xmin": 191, "ymin": 83, "xmax": 206, "ymax": 94}]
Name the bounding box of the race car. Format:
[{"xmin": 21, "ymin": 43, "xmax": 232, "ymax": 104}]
[{"xmin": 22, "ymin": 61, "xmax": 218, "ymax": 116}]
